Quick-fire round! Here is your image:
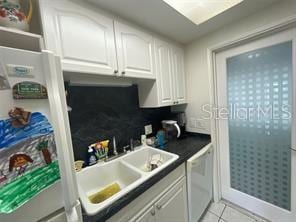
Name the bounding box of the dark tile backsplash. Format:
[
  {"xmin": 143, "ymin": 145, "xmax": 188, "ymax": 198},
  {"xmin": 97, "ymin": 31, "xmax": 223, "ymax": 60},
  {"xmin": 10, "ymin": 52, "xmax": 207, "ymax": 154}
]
[{"xmin": 66, "ymin": 84, "xmax": 174, "ymax": 161}]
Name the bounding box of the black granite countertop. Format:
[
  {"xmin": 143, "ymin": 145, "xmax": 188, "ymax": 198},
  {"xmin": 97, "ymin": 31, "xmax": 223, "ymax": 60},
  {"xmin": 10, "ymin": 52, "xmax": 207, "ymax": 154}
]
[{"xmin": 82, "ymin": 133, "xmax": 211, "ymax": 222}]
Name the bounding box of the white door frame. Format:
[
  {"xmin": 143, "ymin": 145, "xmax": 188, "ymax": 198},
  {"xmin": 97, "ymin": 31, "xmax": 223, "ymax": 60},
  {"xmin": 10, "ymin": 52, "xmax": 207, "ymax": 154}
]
[{"xmin": 207, "ymin": 15, "xmax": 296, "ymax": 203}]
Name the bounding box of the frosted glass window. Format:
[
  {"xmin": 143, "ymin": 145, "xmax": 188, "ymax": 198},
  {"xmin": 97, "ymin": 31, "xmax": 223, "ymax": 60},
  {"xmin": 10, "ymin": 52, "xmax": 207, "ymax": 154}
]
[{"xmin": 227, "ymin": 42, "xmax": 292, "ymax": 210}]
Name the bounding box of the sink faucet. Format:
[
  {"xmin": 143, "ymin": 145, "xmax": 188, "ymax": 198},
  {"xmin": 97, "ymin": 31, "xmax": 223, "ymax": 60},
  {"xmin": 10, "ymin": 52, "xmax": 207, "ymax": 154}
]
[
  {"xmin": 113, "ymin": 136, "xmax": 118, "ymax": 156},
  {"xmin": 123, "ymin": 145, "xmax": 130, "ymax": 153},
  {"xmin": 105, "ymin": 137, "xmax": 135, "ymax": 162},
  {"xmin": 130, "ymin": 138, "xmax": 134, "ymax": 151},
  {"xmin": 123, "ymin": 139, "xmax": 135, "ymax": 153}
]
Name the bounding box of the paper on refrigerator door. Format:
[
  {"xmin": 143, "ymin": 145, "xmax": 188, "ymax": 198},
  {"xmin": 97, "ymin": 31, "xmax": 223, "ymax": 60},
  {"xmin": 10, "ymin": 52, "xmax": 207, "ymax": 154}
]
[
  {"xmin": 0, "ymin": 112, "xmax": 61, "ymax": 214},
  {"xmin": 0, "ymin": 60, "xmax": 10, "ymax": 90}
]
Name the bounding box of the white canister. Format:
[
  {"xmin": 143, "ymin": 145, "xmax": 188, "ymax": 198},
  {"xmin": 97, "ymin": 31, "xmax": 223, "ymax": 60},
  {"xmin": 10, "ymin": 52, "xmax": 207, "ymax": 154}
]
[{"xmin": 141, "ymin": 135, "xmax": 147, "ymax": 145}]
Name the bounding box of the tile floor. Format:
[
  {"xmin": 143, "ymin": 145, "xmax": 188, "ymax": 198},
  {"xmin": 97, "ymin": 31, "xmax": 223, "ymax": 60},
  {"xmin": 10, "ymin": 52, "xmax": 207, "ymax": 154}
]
[{"xmin": 200, "ymin": 201, "xmax": 269, "ymax": 222}]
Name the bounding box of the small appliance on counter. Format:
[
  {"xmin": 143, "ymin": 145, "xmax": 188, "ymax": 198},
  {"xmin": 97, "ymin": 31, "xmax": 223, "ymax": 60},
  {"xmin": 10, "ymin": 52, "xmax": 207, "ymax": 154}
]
[
  {"xmin": 177, "ymin": 112, "xmax": 186, "ymax": 132},
  {"xmin": 162, "ymin": 120, "xmax": 181, "ymax": 140},
  {"xmin": 172, "ymin": 111, "xmax": 186, "ymax": 136}
]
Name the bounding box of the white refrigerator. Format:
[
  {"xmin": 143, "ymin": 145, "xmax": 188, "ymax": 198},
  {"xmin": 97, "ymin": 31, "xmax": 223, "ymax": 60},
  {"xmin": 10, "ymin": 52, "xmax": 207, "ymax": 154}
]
[{"xmin": 0, "ymin": 46, "xmax": 81, "ymax": 222}]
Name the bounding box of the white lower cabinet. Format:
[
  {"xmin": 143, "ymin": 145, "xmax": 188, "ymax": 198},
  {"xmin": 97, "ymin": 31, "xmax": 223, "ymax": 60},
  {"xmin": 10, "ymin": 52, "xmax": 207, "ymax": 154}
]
[
  {"xmin": 131, "ymin": 177, "xmax": 188, "ymax": 222},
  {"xmin": 131, "ymin": 205, "xmax": 156, "ymax": 222},
  {"xmin": 155, "ymin": 178, "xmax": 188, "ymax": 222},
  {"xmin": 107, "ymin": 164, "xmax": 188, "ymax": 222}
]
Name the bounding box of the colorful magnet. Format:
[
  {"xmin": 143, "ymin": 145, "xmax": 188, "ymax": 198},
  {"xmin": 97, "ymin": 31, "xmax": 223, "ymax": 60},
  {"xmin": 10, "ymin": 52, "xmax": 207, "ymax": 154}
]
[
  {"xmin": 8, "ymin": 107, "xmax": 32, "ymax": 128},
  {"xmin": 7, "ymin": 64, "xmax": 34, "ymax": 78},
  {"xmin": 12, "ymin": 81, "xmax": 48, "ymax": 99}
]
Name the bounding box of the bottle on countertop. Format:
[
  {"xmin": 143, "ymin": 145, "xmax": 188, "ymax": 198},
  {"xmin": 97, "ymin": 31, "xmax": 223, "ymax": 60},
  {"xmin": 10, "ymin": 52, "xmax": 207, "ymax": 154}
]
[
  {"xmin": 141, "ymin": 135, "xmax": 147, "ymax": 146},
  {"xmin": 156, "ymin": 130, "xmax": 166, "ymax": 149},
  {"xmin": 87, "ymin": 146, "xmax": 98, "ymax": 166}
]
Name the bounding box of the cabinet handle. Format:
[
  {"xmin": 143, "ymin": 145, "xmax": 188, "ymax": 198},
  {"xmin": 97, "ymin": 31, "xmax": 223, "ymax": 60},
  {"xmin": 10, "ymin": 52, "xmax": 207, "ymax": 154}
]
[
  {"xmin": 176, "ymin": 101, "xmax": 179, "ymax": 104},
  {"xmin": 150, "ymin": 209, "xmax": 155, "ymax": 216},
  {"xmin": 114, "ymin": 70, "xmax": 118, "ymax": 74},
  {"xmin": 121, "ymin": 71, "xmax": 126, "ymax": 75},
  {"xmin": 156, "ymin": 205, "xmax": 162, "ymax": 210}
]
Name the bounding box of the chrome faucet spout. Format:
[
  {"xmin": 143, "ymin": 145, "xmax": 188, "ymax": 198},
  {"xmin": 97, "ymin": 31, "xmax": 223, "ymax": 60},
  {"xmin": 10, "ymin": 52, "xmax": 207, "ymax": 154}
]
[
  {"xmin": 113, "ymin": 136, "xmax": 118, "ymax": 156},
  {"xmin": 130, "ymin": 138, "xmax": 134, "ymax": 151}
]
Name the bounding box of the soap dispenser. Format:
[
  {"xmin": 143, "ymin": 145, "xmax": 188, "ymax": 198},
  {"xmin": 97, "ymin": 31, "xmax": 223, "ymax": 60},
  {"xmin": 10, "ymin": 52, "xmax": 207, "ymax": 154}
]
[{"xmin": 87, "ymin": 146, "xmax": 97, "ymax": 166}]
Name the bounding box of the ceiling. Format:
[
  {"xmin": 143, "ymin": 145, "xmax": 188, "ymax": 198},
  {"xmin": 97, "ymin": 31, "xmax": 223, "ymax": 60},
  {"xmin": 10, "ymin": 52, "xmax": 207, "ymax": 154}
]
[{"xmin": 86, "ymin": 0, "xmax": 280, "ymax": 44}]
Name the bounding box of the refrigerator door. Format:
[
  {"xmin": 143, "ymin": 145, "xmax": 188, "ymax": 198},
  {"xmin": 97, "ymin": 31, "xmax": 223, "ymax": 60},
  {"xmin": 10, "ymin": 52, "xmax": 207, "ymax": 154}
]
[
  {"xmin": 187, "ymin": 143, "xmax": 213, "ymax": 222},
  {"xmin": 0, "ymin": 47, "xmax": 81, "ymax": 222},
  {"xmin": 43, "ymin": 52, "xmax": 81, "ymax": 222}
]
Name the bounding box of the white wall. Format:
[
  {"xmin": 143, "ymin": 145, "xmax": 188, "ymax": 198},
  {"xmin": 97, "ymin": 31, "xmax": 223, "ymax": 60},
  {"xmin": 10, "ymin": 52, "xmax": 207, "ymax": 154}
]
[{"xmin": 185, "ymin": 0, "xmax": 296, "ymax": 134}]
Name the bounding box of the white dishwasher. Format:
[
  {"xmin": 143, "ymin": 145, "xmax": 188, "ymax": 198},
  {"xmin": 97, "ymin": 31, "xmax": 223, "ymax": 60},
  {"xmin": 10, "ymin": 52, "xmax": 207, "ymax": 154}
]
[{"xmin": 187, "ymin": 143, "xmax": 213, "ymax": 222}]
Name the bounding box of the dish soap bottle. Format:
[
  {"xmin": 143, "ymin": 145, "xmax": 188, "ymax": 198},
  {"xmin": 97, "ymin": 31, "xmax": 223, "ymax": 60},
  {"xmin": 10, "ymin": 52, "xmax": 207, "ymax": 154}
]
[{"xmin": 87, "ymin": 146, "xmax": 97, "ymax": 166}]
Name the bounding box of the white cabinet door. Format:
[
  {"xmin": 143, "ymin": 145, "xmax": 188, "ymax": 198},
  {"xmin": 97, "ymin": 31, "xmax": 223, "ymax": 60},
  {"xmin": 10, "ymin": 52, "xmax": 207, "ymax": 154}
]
[
  {"xmin": 171, "ymin": 46, "xmax": 187, "ymax": 104},
  {"xmin": 114, "ymin": 21, "xmax": 155, "ymax": 79},
  {"xmin": 138, "ymin": 38, "xmax": 187, "ymax": 108},
  {"xmin": 131, "ymin": 205, "xmax": 156, "ymax": 222},
  {"xmin": 155, "ymin": 178, "xmax": 188, "ymax": 222},
  {"xmin": 40, "ymin": 0, "xmax": 118, "ymax": 75},
  {"xmin": 154, "ymin": 39, "xmax": 174, "ymax": 106}
]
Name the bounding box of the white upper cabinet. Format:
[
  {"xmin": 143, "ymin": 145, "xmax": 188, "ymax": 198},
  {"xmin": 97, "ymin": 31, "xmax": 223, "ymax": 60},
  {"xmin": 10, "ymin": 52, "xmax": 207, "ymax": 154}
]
[
  {"xmin": 40, "ymin": 0, "xmax": 186, "ymax": 107},
  {"xmin": 39, "ymin": 0, "xmax": 118, "ymax": 75},
  {"xmin": 154, "ymin": 39, "xmax": 174, "ymax": 106},
  {"xmin": 114, "ymin": 21, "xmax": 155, "ymax": 79},
  {"xmin": 139, "ymin": 39, "xmax": 187, "ymax": 107},
  {"xmin": 171, "ymin": 46, "xmax": 187, "ymax": 104}
]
